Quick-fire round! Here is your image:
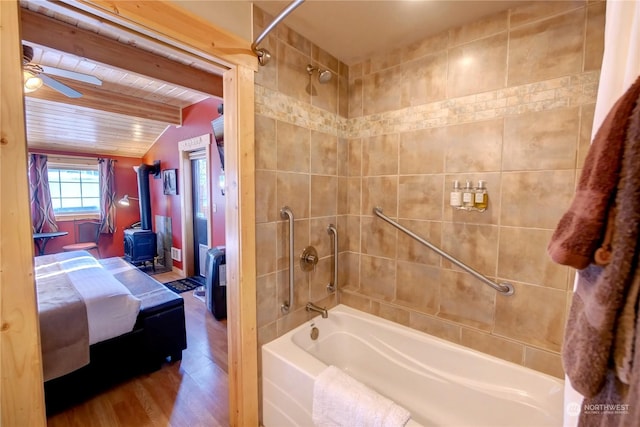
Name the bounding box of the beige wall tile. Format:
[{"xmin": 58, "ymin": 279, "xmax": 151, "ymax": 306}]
[
  {"xmin": 257, "ymin": 273, "xmax": 278, "ymax": 327},
  {"xmin": 348, "ymin": 138, "xmax": 362, "ymax": 176},
  {"xmin": 277, "ymin": 40, "xmax": 311, "ymax": 103},
  {"xmin": 401, "ymin": 51, "xmax": 448, "ymax": 107},
  {"xmin": 310, "ymin": 175, "xmax": 337, "ymax": 218},
  {"xmin": 339, "ymin": 62, "xmax": 349, "ymax": 118},
  {"xmin": 362, "ymin": 134, "xmax": 399, "ymax": 176},
  {"xmin": 311, "ymin": 45, "xmax": 339, "ymax": 73},
  {"xmin": 345, "ymin": 215, "xmax": 361, "ymax": 253},
  {"xmin": 310, "ymin": 257, "xmax": 332, "ymax": 301},
  {"xmin": 510, "ymin": 1, "xmax": 585, "ymax": 28},
  {"xmin": 277, "ymin": 263, "xmax": 310, "ymax": 313},
  {"xmin": 337, "ymin": 138, "xmax": 349, "ymax": 176},
  {"xmin": 409, "ymin": 311, "xmax": 462, "ymax": 343},
  {"xmin": 255, "ymin": 170, "xmax": 277, "ymax": 223},
  {"xmin": 277, "ymin": 218, "xmax": 310, "ymax": 271},
  {"xmin": 397, "ymin": 219, "xmax": 442, "ymax": 266},
  {"xmin": 277, "ymin": 23, "xmax": 311, "ymax": 54},
  {"xmin": 360, "ymin": 255, "xmax": 396, "ymax": 300},
  {"xmin": 361, "ymin": 216, "xmax": 397, "ymax": 259},
  {"xmin": 524, "ymin": 347, "xmax": 564, "ymax": 378},
  {"xmin": 448, "ymin": 33, "xmax": 508, "ymax": 98},
  {"xmin": 441, "ymin": 223, "xmax": 499, "ymax": 276},
  {"xmin": 508, "ymin": 9, "xmax": 585, "ymax": 86},
  {"xmin": 347, "ymin": 177, "xmax": 361, "ymax": 215},
  {"xmin": 494, "ymin": 283, "xmax": 566, "ymax": 351},
  {"xmin": 460, "ymin": 328, "xmax": 524, "ymax": 364},
  {"xmin": 578, "ymin": 104, "xmax": 595, "ymax": 168},
  {"xmin": 276, "ymin": 172, "xmax": 310, "ymax": 220},
  {"xmin": 277, "ymin": 121, "xmax": 310, "ymax": 173},
  {"xmin": 340, "ymin": 290, "xmax": 371, "ymax": 312},
  {"xmin": 363, "ymin": 67, "xmax": 403, "ymax": 115},
  {"xmin": 255, "ymin": 114, "xmax": 276, "ymax": 170},
  {"xmin": 501, "ymin": 170, "xmax": 575, "ymax": 228},
  {"xmin": 340, "ymin": 252, "xmax": 360, "ymax": 290},
  {"xmin": 402, "ymin": 31, "xmax": 449, "ymax": 62},
  {"xmin": 362, "ymin": 176, "xmax": 398, "ymax": 217},
  {"xmin": 444, "ymin": 119, "xmax": 503, "ymax": 173},
  {"xmin": 584, "ymin": 2, "xmax": 605, "ymax": 71},
  {"xmin": 498, "ymin": 227, "xmax": 569, "ymax": 289},
  {"xmin": 253, "ymin": 33, "xmax": 277, "ymax": 91},
  {"xmin": 438, "ymin": 270, "xmax": 496, "ymax": 331},
  {"xmin": 398, "ymin": 175, "xmax": 445, "ymax": 220},
  {"xmin": 399, "ymin": 127, "xmax": 447, "ymax": 175},
  {"xmin": 256, "ymin": 222, "xmax": 277, "ymax": 276},
  {"xmin": 449, "ymin": 10, "xmax": 509, "ymax": 47},
  {"xmin": 371, "ymin": 301, "xmax": 410, "ymax": 326},
  {"xmin": 503, "ymin": 107, "xmax": 579, "ymax": 171},
  {"xmin": 337, "ymin": 177, "xmax": 348, "ymax": 215},
  {"xmin": 395, "ymin": 261, "xmax": 440, "ymax": 314},
  {"xmin": 349, "ymin": 77, "xmax": 363, "ymax": 118},
  {"xmin": 310, "ymin": 130, "xmax": 338, "ymax": 175}
]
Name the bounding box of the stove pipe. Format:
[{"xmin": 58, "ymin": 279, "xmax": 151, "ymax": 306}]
[{"xmin": 136, "ymin": 162, "xmax": 160, "ymax": 230}]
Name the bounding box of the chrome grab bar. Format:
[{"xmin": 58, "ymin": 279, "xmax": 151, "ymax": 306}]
[
  {"xmin": 281, "ymin": 206, "xmax": 295, "ymax": 312},
  {"xmin": 327, "ymin": 224, "xmax": 338, "ymax": 293},
  {"xmin": 251, "ymin": 0, "xmax": 305, "ymax": 66},
  {"xmin": 373, "ymin": 207, "xmax": 514, "ymax": 296}
]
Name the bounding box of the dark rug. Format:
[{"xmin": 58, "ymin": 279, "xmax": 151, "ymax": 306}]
[{"xmin": 163, "ymin": 276, "xmax": 205, "ymax": 294}]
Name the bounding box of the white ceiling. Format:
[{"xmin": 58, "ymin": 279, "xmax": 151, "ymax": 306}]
[{"xmin": 253, "ymin": 0, "xmax": 528, "ymax": 65}]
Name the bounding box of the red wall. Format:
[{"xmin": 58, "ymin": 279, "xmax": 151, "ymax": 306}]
[
  {"xmin": 143, "ymin": 97, "xmax": 225, "ymax": 270},
  {"xmin": 30, "ymin": 150, "xmax": 142, "ymax": 258}
]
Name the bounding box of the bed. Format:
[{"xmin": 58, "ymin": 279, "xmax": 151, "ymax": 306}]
[{"xmin": 35, "ymin": 250, "xmax": 187, "ymax": 414}]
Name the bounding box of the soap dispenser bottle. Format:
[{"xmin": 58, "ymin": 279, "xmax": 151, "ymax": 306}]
[
  {"xmin": 450, "ymin": 180, "xmax": 462, "ymax": 208},
  {"xmin": 474, "ymin": 180, "xmax": 488, "ymax": 211},
  {"xmin": 474, "ymin": 180, "xmax": 489, "ymax": 212},
  {"xmin": 462, "ymin": 180, "xmax": 475, "ymax": 209}
]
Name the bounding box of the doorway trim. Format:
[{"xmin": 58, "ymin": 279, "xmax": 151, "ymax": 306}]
[
  {"xmin": 45, "ymin": 1, "xmax": 257, "ymax": 425},
  {"xmin": 178, "ymin": 135, "xmax": 212, "ymax": 278}
]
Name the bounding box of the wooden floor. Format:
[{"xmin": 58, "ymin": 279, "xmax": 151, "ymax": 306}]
[{"xmin": 47, "ymin": 272, "xmax": 230, "ymax": 427}]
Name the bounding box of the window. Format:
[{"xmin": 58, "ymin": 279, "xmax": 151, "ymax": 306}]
[{"xmin": 48, "ymin": 164, "xmax": 100, "ymax": 215}]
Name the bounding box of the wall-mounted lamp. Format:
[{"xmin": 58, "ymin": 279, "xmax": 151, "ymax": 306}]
[{"xmin": 118, "ymin": 194, "xmax": 139, "ymax": 206}]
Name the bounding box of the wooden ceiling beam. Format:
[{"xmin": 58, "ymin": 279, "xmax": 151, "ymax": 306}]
[
  {"xmin": 20, "ymin": 8, "xmax": 223, "ymax": 98},
  {"xmin": 25, "ymin": 77, "xmax": 182, "ymax": 124}
]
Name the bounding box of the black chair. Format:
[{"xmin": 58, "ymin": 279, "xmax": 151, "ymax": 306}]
[{"xmin": 62, "ymin": 220, "xmax": 102, "ymax": 257}]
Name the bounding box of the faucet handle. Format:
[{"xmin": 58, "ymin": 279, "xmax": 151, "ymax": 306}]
[{"xmin": 300, "ymin": 246, "xmax": 318, "ymax": 272}]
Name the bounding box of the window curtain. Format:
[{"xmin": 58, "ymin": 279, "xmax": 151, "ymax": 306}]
[
  {"xmin": 28, "ymin": 153, "xmax": 58, "ymax": 233},
  {"xmin": 99, "ymin": 158, "xmax": 116, "ymax": 234}
]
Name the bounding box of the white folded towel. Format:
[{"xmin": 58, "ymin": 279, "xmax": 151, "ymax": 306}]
[{"xmin": 312, "ymin": 365, "xmax": 411, "ymax": 427}]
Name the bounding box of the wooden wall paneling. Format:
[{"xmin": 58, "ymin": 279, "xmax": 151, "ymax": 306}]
[{"xmin": 1, "ymin": 1, "xmax": 47, "ymax": 426}]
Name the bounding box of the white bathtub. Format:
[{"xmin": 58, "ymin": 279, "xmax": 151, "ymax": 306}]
[{"xmin": 262, "ymin": 304, "xmax": 564, "ymax": 427}]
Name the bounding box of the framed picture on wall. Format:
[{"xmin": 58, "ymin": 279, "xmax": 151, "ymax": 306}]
[{"xmin": 162, "ymin": 169, "xmax": 178, "ymax": 195}]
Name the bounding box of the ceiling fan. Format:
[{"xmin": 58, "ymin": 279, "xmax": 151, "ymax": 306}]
[{"xmin": 22, "ymin": 45, "xmax": 102, "ymax": 98}]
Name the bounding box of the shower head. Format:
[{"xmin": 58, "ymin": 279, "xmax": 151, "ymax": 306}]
[{"xmin": 306, "ymin": 64, "xmax": 332, "ymax": 84}]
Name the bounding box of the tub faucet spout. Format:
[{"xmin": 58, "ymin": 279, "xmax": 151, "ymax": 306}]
[{"xmin": 306, "ymin": 302, "xmax": 328, "ymax": 318}]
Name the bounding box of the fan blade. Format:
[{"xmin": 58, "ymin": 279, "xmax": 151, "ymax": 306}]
[
  {"xmin": 41, "ymin": 66, "xmax": 102, "ymax": 86},
  {"xmin": 40, "ymin": 74, "xmax": 82, "ymax": 98}
]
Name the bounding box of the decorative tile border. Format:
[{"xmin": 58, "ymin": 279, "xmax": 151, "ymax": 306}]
[{"xmin": 255, "ymin": 70, "xmax": 599, "ymax": 139}]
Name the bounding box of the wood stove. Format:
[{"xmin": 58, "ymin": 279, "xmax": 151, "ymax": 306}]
[
  {"xmin": 124, "ymin": 229, "xmax": 156, "ymax": 265},
  {"xmin": 124, "ymin": 161, "xmax": 160, "ymax": 267}
]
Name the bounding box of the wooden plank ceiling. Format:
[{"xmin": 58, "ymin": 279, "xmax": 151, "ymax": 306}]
[{"xmin": 19, "ymin": 2, "xmax": 224, "ymax": 158}]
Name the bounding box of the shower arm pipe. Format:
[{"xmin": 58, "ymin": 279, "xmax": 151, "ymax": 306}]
[
  {"xmin": 327, "ymin": 224, "xmax": 338, "ymax": 293},
  {"xmin": 281, "ymin": 206, "xmax": 295, "ymax": 312},
  {"xmin": 251, "ymin": 0, "xmax": 305, "ymax": 65},
  {"xmin": 373, "ymin": 207, "xmax": 514, "ymax": 296}
]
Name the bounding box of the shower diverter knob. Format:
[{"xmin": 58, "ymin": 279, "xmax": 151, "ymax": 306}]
[{"xmin": 300, "ymin": 246, "xmax": 318, "ymax": 272}]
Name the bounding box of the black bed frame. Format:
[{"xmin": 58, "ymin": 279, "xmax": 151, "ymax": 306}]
[{"xmin": 44, "ymin": 262, "xmax": 187, "ymax": 415}]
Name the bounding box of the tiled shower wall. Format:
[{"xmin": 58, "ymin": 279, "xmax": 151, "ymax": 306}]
[{"xmin": 254, "ymin": 0, "xmax": 605, "ymax": 378}]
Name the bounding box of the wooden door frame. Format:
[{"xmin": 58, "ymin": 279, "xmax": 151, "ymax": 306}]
[{"xmin": 1, "ymin": 1, "xmax": 258, "ymax": 426}]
